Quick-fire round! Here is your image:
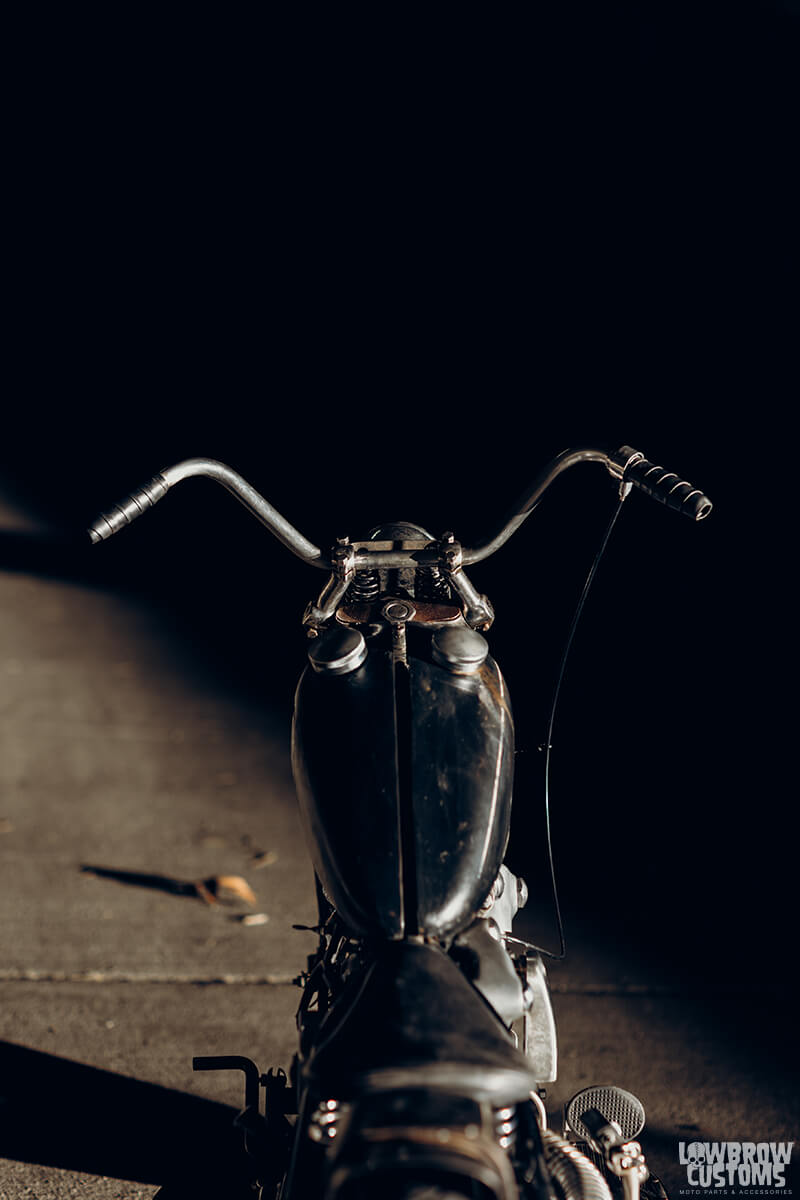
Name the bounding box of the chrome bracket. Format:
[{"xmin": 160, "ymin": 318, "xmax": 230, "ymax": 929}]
[
  {"xmin": 382, "ymin": 598, "xmax": 416, "ymax": 665},
  {"xmin": 608, "ymin": 1140, "xmax": 649, "ymax": 1200},
  {"xmin": 438, "ymin": 533, "xmax": 495, "ymax": 630},
  {"xmin": 606, "ymin": 446, "xmax": 645, "ymax": 502},
  {"xmin": 303, "ymin": 537, "xmax": 356, "ymax": 635}
]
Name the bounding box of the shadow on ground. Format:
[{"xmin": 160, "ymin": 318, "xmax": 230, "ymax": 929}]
[
  {"xmin": 0, "ymin": 529, "xmax": 96, "ymax": 584},
  {"xmin": 0, "ymin": 1040, "xmax": 253, "ymax": 1192}
]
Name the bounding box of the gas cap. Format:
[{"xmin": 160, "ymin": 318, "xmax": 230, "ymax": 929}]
[
  {"xmin": 431, "ymin": 627, "xmax": 489, "ymax": 675},
  {"xmin": 308, "ymin": 626, "xmax": 368, "ymax": 676}
]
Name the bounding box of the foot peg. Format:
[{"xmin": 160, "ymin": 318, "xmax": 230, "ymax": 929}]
[
  {"xmin": 566, "ymin": 1085, "xmax": 645, "ymax": 1144},
  {"xmin": 565, "ymin": 1086, "xmax": 652, "ymax": 1200}
]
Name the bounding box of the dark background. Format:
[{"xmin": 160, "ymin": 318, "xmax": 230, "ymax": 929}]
[{"xmin": 3, "ymin": 4, "xmax": 797, "ymax": 979}]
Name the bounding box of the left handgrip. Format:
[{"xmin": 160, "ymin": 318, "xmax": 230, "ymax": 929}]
[{"xmin": 88, "ymin": 473, "xmax": 170, "ymax": 542}]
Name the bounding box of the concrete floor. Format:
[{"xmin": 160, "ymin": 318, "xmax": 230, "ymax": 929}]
[{"xmin": 0, "ymin": 495, "xmax": 796, "ymax": 1198}]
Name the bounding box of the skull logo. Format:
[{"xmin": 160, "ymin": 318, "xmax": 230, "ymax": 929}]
[{"xmin": 686, "ymin": 1142, "xmax": 707, "ymax": 1166}]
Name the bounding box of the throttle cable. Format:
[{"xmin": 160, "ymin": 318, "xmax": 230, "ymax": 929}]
[{"xmin": 520, "ymin": 494, "xmax": 628, "ymax": 961}]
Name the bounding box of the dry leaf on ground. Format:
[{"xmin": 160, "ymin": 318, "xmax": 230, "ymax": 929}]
[{"xmin": 197, "ymin": 874, "xmax": 257, "ymax": 906}]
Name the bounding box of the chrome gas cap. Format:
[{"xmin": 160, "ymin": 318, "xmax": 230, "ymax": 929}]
[
  {"xmin": 431, "ymin": 627, "xmax": 489, "ymax": 675},
  {"xmin": 308, "ymin": 626, "xmax": 368, "ymax": 676}
]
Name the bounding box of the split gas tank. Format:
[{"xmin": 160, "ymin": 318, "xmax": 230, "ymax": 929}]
[{"xmin": 291, "ymin": 620, "xmax": 514, "ymax": 941}]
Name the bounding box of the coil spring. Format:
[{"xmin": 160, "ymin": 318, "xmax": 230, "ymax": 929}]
[
  {"xmin": 349, "ymin": 569, "xmax": 380, "ymax": 602},
  {"xmin": 414, "ymin": 563, "xmax": 451, "ymax": 602},
  {"xmin": 541, "ymin": 1129, "xmax": 613, "ymax": 1200},
  {"xmin": 494, "ymin": 1104, "xmax": 519, "ymax": 1151}
]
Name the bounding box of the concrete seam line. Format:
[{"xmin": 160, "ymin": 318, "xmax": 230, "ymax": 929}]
[{"xmin": 0, "ymin": 968, "xmax": 298, "ymax": 985}]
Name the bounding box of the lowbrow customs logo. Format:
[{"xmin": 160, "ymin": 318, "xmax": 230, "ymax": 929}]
[{"xmin": 679, "ymin": 1142, "xmax": 794, "ymax": 1189}]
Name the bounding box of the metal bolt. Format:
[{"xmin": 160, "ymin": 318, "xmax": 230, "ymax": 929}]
[
  {"xmin": 439, "ymin": 531, "xmax": 462, "ymax": 570},
  {"xmin": 383, "ymin": 600, "xmax": 415, "ymax": 624}
]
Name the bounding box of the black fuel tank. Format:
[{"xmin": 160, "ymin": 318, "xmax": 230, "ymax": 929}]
[
  {"xmin": 292, "ymin": 644, "xmax": 403, "ymax": 938},
  {"xmin": 291, "ymin": 626, "xmax": 514, "ymax": 941},
  {"xmin": 408, "ymin": 651, "xmax": 514, "ymax": 939}
]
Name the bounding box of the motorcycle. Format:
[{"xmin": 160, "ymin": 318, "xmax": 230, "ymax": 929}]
[{"xmin": 88, "ymin": 444, "xmax": 711, "ymax": 1200}]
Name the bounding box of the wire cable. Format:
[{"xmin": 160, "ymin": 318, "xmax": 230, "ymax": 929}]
[{"xmin": 523, "ymin": 494, "xmax": 628, "ymax": 960}]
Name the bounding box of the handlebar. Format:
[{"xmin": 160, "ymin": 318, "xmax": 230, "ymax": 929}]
[
  {"xmin": 463, "ymin": 445, "xmax": 711, "ymax": 565},
  {"xmin": 88, "ymin": 445, "xmax": 712, "ymax": 569},
  {"xmin": 89, "ymin": 458, "xmax": 331, "ymax": 567}
]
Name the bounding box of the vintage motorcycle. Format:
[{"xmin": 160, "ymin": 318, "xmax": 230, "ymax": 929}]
[{"xmin": 89, "ymin": 445, "xmax": 711, "ymax": 1200}]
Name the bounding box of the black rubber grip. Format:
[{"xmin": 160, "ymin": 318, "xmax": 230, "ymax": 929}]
[
  {"xmin": 88, "ymin": 473, "xmax": 170, "ymax": 542},
  {"xmin": 615, "ymin": 446, "xmax": 712, "ymax": 520}
]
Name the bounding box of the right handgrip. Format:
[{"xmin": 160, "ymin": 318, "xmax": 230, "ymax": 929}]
[
  {"xmin": 89, "ymin": 473, "xmax": 170, "ymax": 542},
  {"xmin": 611, "ymin": 445, "xmax": 712, "ymax": 520}
]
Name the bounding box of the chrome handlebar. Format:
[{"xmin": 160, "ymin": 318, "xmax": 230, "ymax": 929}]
[
  {"xmin": 464, "ymin": 446, "xmax": 616, "ymax": 565},
  {"xmin": 88, "ymin": 445, "xmax": 712, "ymax": 572},
  {"xmin": 89, "ymin": 457, "xmax": 330, "ymax": 567}
]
